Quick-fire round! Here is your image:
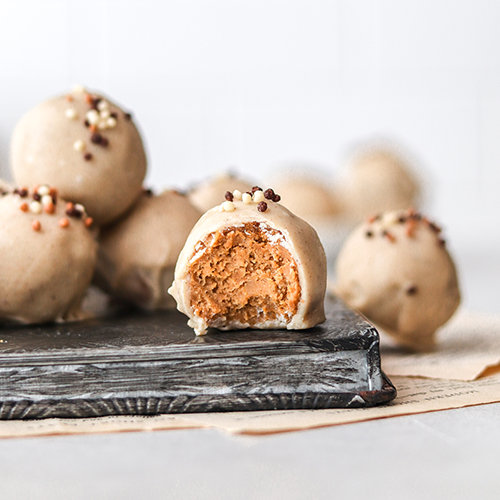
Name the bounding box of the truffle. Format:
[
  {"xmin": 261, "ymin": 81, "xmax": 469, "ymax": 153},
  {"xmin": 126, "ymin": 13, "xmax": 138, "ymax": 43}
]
[
  {"xmin": 273, "ymin": 177, "xmax": 341, "ymax": 225},
  {"xmin": 334, "ymin": 209, "xmax": 460, "ymax": 351},
  {"xmin": 169, "ymin": 189, "xmax": 327, "ymax": 335},
  {"xmin": 187, "ymin": 173, "xmax": 253, "ymax": 213},
  {"xmin": 0, "ymin": 186, "xmax": 97, "ymax": 324},
  {"xmin": 96, "ymin": 190, "xmax": 202, "ymax": 309},
  {"xmin": 11, "ymin": 86, "xmax": 147, "ymax": 226},
  {"xmin": 341, "ymin": 148, "xmax": 420, "ymax": 222}
]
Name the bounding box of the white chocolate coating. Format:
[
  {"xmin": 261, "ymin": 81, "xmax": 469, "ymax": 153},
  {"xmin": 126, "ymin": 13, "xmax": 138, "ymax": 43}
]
[
  {"xmin": 334, "ymin": 210, "xmax": 460, "ymax": 351},
  {"xmin": 11, "ymin": 88, "xmax": 147, "ymax": 226},
  {"xmin": 188, "ymin": 173, "xmax": 254, "ymax": 213},
  {"xmin": 0, "ymin": 189, "xmax": 97, "ymax": 324},
  {"xmin": 169, "ymin": 197, "xmax": 327, "ymax": 335},
  {"xmin": 96, "ymin": 190, "xmax": 202, "ymax": 309}
]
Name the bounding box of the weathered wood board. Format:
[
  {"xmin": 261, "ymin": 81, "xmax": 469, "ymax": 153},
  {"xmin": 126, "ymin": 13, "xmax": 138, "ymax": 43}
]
[{"xmin": 0, "ymin": 298, "xmax": 396, "ymax": 419}]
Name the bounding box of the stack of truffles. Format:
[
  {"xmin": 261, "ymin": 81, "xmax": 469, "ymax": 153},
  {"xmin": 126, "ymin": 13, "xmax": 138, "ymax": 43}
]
[
  {"xmin": 0, "ymin": 86, "xmax": 461, "ymax": 351},
  {"xmin": 1, "ymin": 86, "xmax": 202, "ymax": 323}
]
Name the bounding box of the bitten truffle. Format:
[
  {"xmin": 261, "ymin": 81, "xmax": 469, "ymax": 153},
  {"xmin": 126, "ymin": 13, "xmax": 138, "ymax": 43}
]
[
  {"xmin": 11, "ymin": 86, "xmax": 147, "ymax": 226},
  {"xmin": 169, "ymin": 188, "xmax": 327, "ymax": 335},
  {"xmin": 95, "ymin": 189, "xmax": 202, "ymax": 309},
  {"xmin": 0, "ymin": 185, "xmax": 97, "ymax": 324},
  {"xmin": 334, "ymin": 209, "xmax": 460, "ymax": 351}
]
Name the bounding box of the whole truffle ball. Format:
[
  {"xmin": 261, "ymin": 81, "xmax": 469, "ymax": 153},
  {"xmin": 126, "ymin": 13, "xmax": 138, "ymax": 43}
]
[
  {"xmin": 95, "ymin": 190, "xmax": 202, "ymax": 309},
  {"xmin": 0, "ymin": 186, "xmax": 97, "ymax": 324},
  {"xmin": 11, "ymin": 87, "xmax": 147, "ymax": 226},
  {"xmin": 188, "ymin": 173, "xmax": 253, "ymax": 213},
  {"xmin": 273, "ymin": 177, "xmax": 341, "ymax": 225},
  {"xmin": 334, "ymin": 210, "xmax": 460, "ymax": 351},
  {"xmin": 341, "ymin": 148, "xmax": 420, "ymax": 222}
]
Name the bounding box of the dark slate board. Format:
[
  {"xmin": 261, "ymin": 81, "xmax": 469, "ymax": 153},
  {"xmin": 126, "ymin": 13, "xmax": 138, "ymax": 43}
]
[{"xmin": 0, "ymin": 297, "xmax": 396, "ymax": 419}]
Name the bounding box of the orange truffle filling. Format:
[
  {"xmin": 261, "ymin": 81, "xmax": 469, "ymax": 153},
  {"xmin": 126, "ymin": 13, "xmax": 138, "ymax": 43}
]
[{"xmin": 186, "ymin": 222, "xmax": 301, "ymax": 329}]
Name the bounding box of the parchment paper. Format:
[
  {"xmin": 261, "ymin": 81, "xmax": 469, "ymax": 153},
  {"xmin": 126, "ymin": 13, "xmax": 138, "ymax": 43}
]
[{"xmin": 381, "ymin": 310, "xmax": 500, "ymax": 381}]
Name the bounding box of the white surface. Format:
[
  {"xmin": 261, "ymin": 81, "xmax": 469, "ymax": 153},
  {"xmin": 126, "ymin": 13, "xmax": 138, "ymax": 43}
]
[{"xmin": 1, "ymin": 1, "xmax": 500, "ymax": 253}]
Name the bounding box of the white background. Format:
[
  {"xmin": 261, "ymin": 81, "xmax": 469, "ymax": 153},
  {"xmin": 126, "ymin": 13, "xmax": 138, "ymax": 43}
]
[{"xmin": 1, "ymin": 0, "xmax": 499, "ymax": 256}]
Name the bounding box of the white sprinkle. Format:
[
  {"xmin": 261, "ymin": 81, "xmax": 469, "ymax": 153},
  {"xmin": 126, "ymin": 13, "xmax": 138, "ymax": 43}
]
[
  {"xmin": 97, "ymin": 120, "xmax": 107, "ymax": 130},
  {"xmin": 97, "ymin": 100, "xmax": 109, "ymax": 111},
  {"xmin": 223, "ymin": 201, "xmax": 235, "ymax": 212},
  {"xmin": 72, "ymin": 84, "xmax": 85, "ymax": 94},
  {"xmin": 30, "ymin": 201, "xmax": 42, "ymax": 214},
  {"xmin": 75, "ymin": 203, "xmax": 85, "ymax": 212},
  {"xmin": 384, "ymin": 212, "xmax": 400, "ymax": 224},
  {"xmin": 41, "ymin": 195, "xmax": 53, "ymax": 206},
  {"xmin": 86, "ymin": 109, "xmax": 99, "ymax": 125},
  {"xmin": 37, "ymin": 185, "xmax": 50, "ymax": 196},
  {"xmin": 233, "ymin": 189, "xmax": 242, "ymax": 200},
  {"xmin": 253, "ymin": 190, "xmax": 265, "ymax": 203},
  {"xmin": 242, "ymin": 193, "xmax": 252, "ymax": 204},
  {"xmin": 106, "ymin": 117, "xmax": 117, "ymax": 128},
  {"xmin": 65, "ymin": 108, "xmax": 77, "ymax": 120},
  {"xmin": 218, "ymin": 204, "xmax": 225, "ymax": 212},
  {"xmin": 100, "ymin": 109, "xmax": 110, "ymax": 119},
  {"xmin": 73, "ymin": 140, "xmax": 85, "ymax": 152}
]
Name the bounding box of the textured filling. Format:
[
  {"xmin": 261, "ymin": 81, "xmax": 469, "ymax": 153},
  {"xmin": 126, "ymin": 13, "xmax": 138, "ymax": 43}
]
[{"xmin": 187, "ymin": 222, "xmax": 301, "ymax": 328}]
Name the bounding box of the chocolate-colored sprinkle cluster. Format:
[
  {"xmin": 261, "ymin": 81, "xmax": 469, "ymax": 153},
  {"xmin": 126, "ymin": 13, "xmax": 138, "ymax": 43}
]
[
  {"xmin": 10, "ymin": 185, "xmax": 93, "ymax": 232},
  {"xmin": 219, "ymin": 186, "xmax": 282, "ymax": 213},
  {"xmin": 364, "ymin": 208, "xmax": 445, "ymax": 247},
  {"xmin": 65, "ymin": 86, "xmax": 133, "ymax": 163}
]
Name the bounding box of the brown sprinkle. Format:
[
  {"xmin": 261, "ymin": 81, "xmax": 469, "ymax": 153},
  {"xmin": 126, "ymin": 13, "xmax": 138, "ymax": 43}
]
[
  {"xmin": 32, "ymin": 192, "xmax": 41, "ymax": 202},
  {"xmin": 257, "ymin": 201, "xmax": 268, "ymax": 212},
  {"xmin": 427, "ymin": 221, "xmax": 442, "ymax": 233},
  {"xmin": 251, "ymin": 186, "xmax": 263, "ymax": 193},
  {"xmin": 124, "ymin": 112, "xmax": 132, "ymax": 120},
  {"xmin": 49, "ymin": 188, "xmax": 58, "ymax": 205},
  {"xmin": 100, "ymin": 137, "xmax": 109, "ymax": 147},
  {"xmin": 32, "ymin": 220, "xmax": 41, "ymax": 232},
  {"xmin": 365, "ymin": 230, "xmax": 373, "ymax": 238},
  {"xmin": 84, "ymin": 119, "xmax": 90, "ymax": 128},
  {"xmin": 224, "ymin": 191, "xmax": 234, "ymax": 201},
  {"xmin": 91, "ymin": 133, "xmax": 102, "ymax": 144},
  {"xmin": 273, "ymin": 194, "xmax": 281, "ymax": 202},
  {"xmin": 264, "ymin": 188, "xmax": 275, "ymax": 200},
  {"xmin": 406, "ymin": 285, "xmax": 418, "ymax": 296},
  {"xmin": 66, "ymin": 207, "xmax": 82, "ymax": 218},
  {"xmin": 84, "ymin": 153, "xmax": 93, "ymax": 161},
  {"xmin": 59, "ymin": 218, "xmax": 70, "ymax": 228},
  {"xmin": 382, "ymin": 230, "xmax": 396, "ymax": 242}
]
